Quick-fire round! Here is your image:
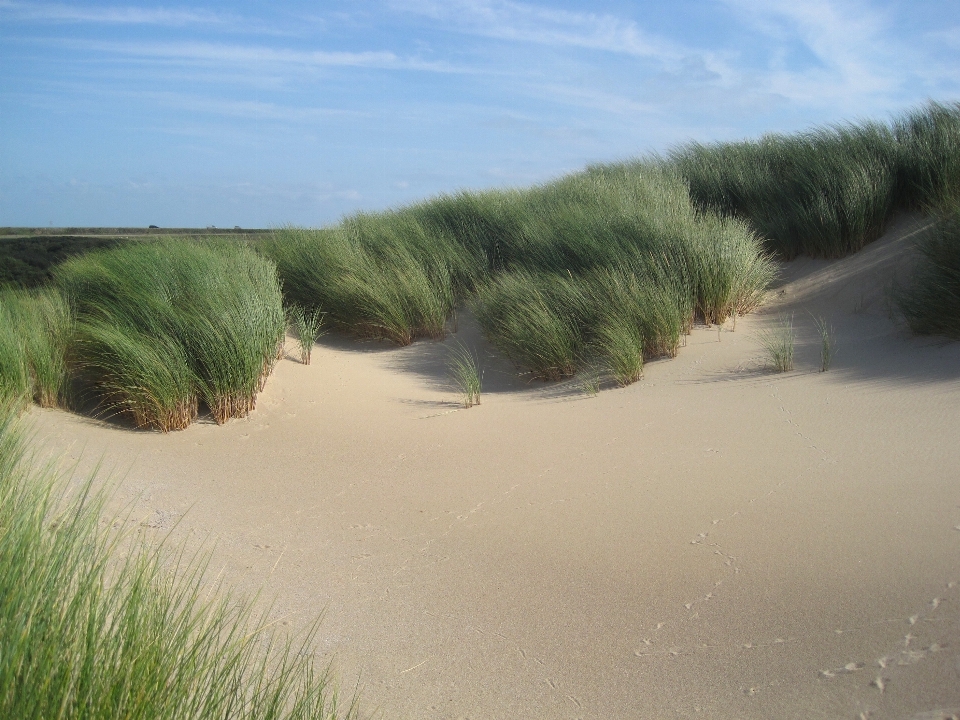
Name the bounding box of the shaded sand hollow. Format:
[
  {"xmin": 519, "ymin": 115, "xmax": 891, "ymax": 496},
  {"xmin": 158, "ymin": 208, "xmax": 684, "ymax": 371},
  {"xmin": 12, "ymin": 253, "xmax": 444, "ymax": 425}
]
[{"xmin": 31, "ymin": 216, "xmax": 960, "ymax": 720}]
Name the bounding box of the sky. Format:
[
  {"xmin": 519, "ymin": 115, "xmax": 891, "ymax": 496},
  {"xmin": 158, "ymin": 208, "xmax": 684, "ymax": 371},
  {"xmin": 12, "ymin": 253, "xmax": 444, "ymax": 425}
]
[{"xmin": 1, "ymin": 0, "xmax": 959, "ymax": 228}]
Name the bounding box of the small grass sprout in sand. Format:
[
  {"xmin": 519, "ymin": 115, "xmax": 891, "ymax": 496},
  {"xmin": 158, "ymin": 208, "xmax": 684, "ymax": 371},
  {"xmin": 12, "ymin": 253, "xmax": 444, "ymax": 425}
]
[
  {"xmin": 758, "ymin": 314, "xmax": 795, "ymax": 372},
  {"xmin": 578, "ymin": 367, "xmax": 601, "ymax": 397},
  {"xmin": 288, "ymin": 304, "xmax": 326, "ymax": 365},
  {"xmin": 447, "ymin": 341, "xmax": 482, "ymax": 408},
  {"xmin": 811, "ymin": 314, "xmax": 835, "ymax": 371}
]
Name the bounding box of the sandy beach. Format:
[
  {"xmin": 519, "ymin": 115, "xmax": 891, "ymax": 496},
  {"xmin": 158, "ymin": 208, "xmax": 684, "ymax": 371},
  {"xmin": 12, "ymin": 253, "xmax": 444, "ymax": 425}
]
[{"xmin": 29, "ymin": 216, "xmax": 960, "ymax": 719}]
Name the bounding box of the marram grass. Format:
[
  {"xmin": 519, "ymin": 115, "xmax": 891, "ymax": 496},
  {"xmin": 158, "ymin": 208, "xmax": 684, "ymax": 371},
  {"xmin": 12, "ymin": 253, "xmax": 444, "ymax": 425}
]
[
  {"xmin": 673, "ymin": 102, "xmax": 960, "ymax": 259},
  {"xmin": 288, "ymin": 304, "xmax": 326, "ymax": 365},
  {"xmin": 57, "ymin": 239, "xmax": 285, "ymax": 431},
  {"xmin": 255, "ymin": 103, "xmax": 960, "ymax": 386},
  {"xmin": 0, "ymin": 400, "xmax": 357, "ymax": 720},
  {"xmin": 894, "ymin": 205, "xmax": 960, "ymax": 339},
  {"xmin": 447, "ymin": 341, "xmax": 482, "ymax": 408},
  {"xmin": 758, "ymin": 315, "xmax": 796, "ymax": 373},
  {"xmin": 0, "ymin": 287, "xmax": 71, "ymax": 411}
]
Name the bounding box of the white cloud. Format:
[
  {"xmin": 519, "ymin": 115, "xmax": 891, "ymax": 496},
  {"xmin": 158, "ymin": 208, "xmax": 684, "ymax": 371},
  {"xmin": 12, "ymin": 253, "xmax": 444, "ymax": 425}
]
[
  {"xmin": 390, "ymin": 0, "xmax": 683, "ymax": 61},
  {"xmin": 0, "ymin": 1, "xmax": 229, "ymax": 25},
  {"xmin": 718, "ymin": 0, "xmax": 912, "ymax": 106},
  {"xmin": 48, "ymin": 38, "xmax": 463, "ymax": 74}
]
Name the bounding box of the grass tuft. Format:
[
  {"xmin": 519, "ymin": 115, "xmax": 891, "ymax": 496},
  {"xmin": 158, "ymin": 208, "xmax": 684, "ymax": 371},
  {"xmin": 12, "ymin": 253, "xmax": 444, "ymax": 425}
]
[
  {"xmin": 0, "ymin": 287, "xmax": 71, "ymax": 410},
  {"xmin": 56, "ymin": 239, "xmax": 285, "ymax": 430},
  {"xmin": 811, "ymin": 314, "xmax": 835, "ymax": 371},
  {"xmin": 758, "ymin": 314, "xmax": 795, "ymax": 372},
  {"xmin": 447, "ymin": 341, "xmax": 482, "ymax": 408},
  {"xmin": 577, "ymin": 368, "xmax": 601, "ymax": 397},
  {"xmin": 288, "ymin": 304, "xmax": 326, "ymax": 365},
  {"xmin": 894, "ymin": 205, "xmax": 960, "ymax": 338}
]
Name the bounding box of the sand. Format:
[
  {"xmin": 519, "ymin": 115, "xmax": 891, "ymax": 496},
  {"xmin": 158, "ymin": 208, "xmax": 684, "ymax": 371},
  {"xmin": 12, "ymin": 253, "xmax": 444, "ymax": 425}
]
[{"xmin": 30, "ymin": 216, "xmax": 960, "ymax": 720}]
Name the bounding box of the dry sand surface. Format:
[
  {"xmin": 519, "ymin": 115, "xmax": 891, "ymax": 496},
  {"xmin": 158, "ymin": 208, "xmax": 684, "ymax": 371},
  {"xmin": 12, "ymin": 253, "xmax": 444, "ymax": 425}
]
[{"xmin": 31, "ymin": 217, "xmax": 960, "ymax": 719}]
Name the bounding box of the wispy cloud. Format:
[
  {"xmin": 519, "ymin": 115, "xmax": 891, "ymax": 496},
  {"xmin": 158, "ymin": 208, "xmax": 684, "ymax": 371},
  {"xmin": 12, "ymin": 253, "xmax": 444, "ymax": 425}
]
[
  {"xmin": 390, "ymin": 0, "xmax": 683, "ymax": 60},
  {"xmin": 45, "ymin": 37, "xmax": 464, "ymax": 73},
  {"xmin": 137, "ymin": 91, "xmax": 368, "ymax": 123},
  {"xmin": 0, "ymin": 0, "xmax": 229, "ymax": 25},
  {"xmin": 718, "ymin": 0, "xmax": 923, "ymax": 107}
]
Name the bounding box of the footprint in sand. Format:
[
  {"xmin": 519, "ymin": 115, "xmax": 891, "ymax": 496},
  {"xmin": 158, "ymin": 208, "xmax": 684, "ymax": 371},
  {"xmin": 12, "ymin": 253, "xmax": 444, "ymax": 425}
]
[{"xmin": 820, "ymin": 662, "xmax": 864, "ymax": 678}]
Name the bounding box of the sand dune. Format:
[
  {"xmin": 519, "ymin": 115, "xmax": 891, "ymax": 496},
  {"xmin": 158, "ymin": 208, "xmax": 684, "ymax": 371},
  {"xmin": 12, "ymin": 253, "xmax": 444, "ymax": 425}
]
[{"xmin": 32, "ymin": 216, "xmax": 960, "ymax": 719}]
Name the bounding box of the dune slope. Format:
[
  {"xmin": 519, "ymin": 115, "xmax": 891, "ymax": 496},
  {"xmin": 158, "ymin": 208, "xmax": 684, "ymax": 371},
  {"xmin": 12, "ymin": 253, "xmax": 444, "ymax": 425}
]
[{"xmin": 33, "ymin": 216, "xmax": 960, "ymax": 720}]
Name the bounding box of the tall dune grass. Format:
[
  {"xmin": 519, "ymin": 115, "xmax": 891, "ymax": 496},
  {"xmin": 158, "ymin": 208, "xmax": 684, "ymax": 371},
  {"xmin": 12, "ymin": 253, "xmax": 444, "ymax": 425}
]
[
  {"xmin": 470, "ymin": 168, "xmax": 773, "ymax": 379},
  {"xmin": 673, "ymin": 123, "xmax": 901, "ymax": 258},
  {"xmin": 260, "ymin": 105, "xmax": 960, "ymax": 382},
  {"xmin": 673, "ymin": 102, "xmax": 960, "ymax": 259},
  {"xmin": 263, "ymin": 215, "xmax": 482, "ymax": 345},
  {"xmin": 0, "ymin": 287, "xmax": 71, "ymax": 410},
  {"xmin": 0, "ymin": 400, "xmax": 356, "ymax": 719},
  {"xmin": 474, "ymin": 271, "xmax": 589, "ymax": 380},
  {"xmin": 893, "ymin": 102, "xmax": 960, "ymax": 210},
  {"xmin": 894, "ymin": 205, "xmax": 960, "ymax": 339},
  {"xmin": 57, "ymin": 239, "xmax": 285, "ymax": 431},
  {"xmin": 265, "ymin": 164, "xmax": 774, "ymax": 385}
]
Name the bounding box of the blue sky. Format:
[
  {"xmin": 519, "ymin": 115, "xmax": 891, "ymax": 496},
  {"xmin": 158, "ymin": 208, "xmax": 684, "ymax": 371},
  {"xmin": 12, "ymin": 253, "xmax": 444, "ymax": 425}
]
[{"xmin": 1, "ymin": 0, "xmax": 958, "ymax": 227}]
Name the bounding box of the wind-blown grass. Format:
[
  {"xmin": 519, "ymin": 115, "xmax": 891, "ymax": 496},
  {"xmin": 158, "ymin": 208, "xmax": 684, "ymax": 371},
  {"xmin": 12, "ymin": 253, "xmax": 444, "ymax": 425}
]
[
  {"xmin": 265, "ymin": 164, "xmax": 774, "ymax": 385},
  {"xmin": 263, "ymin": 215, "xmax": 482, "ymax": 346},
  {"xmin": 758, "ymin": 315, "xmax": 795, "ymax": 372},
  {"xmin": 0, "ymin": 287, "xmax": 71, "ymax": 410},
  {"xmin": 57, "ymin": 239, "xmax": 285, "ymax": 431},
  {"xmin": 271, "ymin": 109, "xmax": 960, "ymax": 383},
  {"xmin": 473, "ymin": 271, "xmax": 588, "ymax": 380},
  {"xmin": 673, "ymin": 102, "xmax": 960, "ymax": 260},
  {"xmin": 893, "ymin": 102, "xmax": 960, "ymax": 211},
  {"xmin": 447, "ymin": 341, "xmax": 482, "ymax": 407},
  {"xmin": 673, "ymin": 123, "xmax": 901, "ymax": 259},
  {"xmin": 0, "ymin": 400, "xmax": 356, "ymax": 720},
  {"xmin": 470, "ymin": 167, "xmax": 773, "ymax": 381},
  {"xmin": 288, "ymin": 304, "xmax": 326, "ymax": 365},
  {"xmin": 894, "ymin": 206, "xmax": 960, "ymax": 339},
  {"xmin": 811, "ymin": 314, "xmax": 835, "ymax": 372}
]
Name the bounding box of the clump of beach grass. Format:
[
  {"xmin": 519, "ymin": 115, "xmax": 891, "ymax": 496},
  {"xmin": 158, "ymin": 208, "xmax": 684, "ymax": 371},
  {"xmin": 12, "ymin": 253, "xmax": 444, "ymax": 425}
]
[
  {"xmin": 262, "ymin": 162, "xmax": 775, "ymax": 384},
  {"xmin": 473, "ymin": 271, "xmax": 587, "ymax": 381},
  {"xmin": 594, "ymin": 321, "xmax": 644, "ymax": 386},
  {"xmin": 0, "ymin": 287, "xmax": 71, "ymax": 411},
  {"xmin": 894, "ymin": 205, "xmax": 960, "ymax": 338},
  {"xmin": 262, "ymin": 215, "xmax": 481, "ymax": 346},
  {"xmin": 758, "ymin": 314, "xmax": 795, "ymax": 372},
  {"xmin": 674, "ymin": 103, "xmax": 960, "ymax": 260},
  {"xmin": 577, "ymin": 367, "xmax": 601, "ymax": 397},
  {"xmin": 811, "ymin": 314, "xmax": 835, "ymax": 371},
  {"xmin": 447, "ymin": 341, "xmax": 482, "ymax": 408},
  {"xmin": 56, "ymin": 239, "xmax": 285, "ymax": 431},
  {"xmin": 288, "ymin": 304, "xmax": 326, "ymax": 365},
  {"xmin": 0, "ymin": 400, "xmax": 357, "ymax": 720}
]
